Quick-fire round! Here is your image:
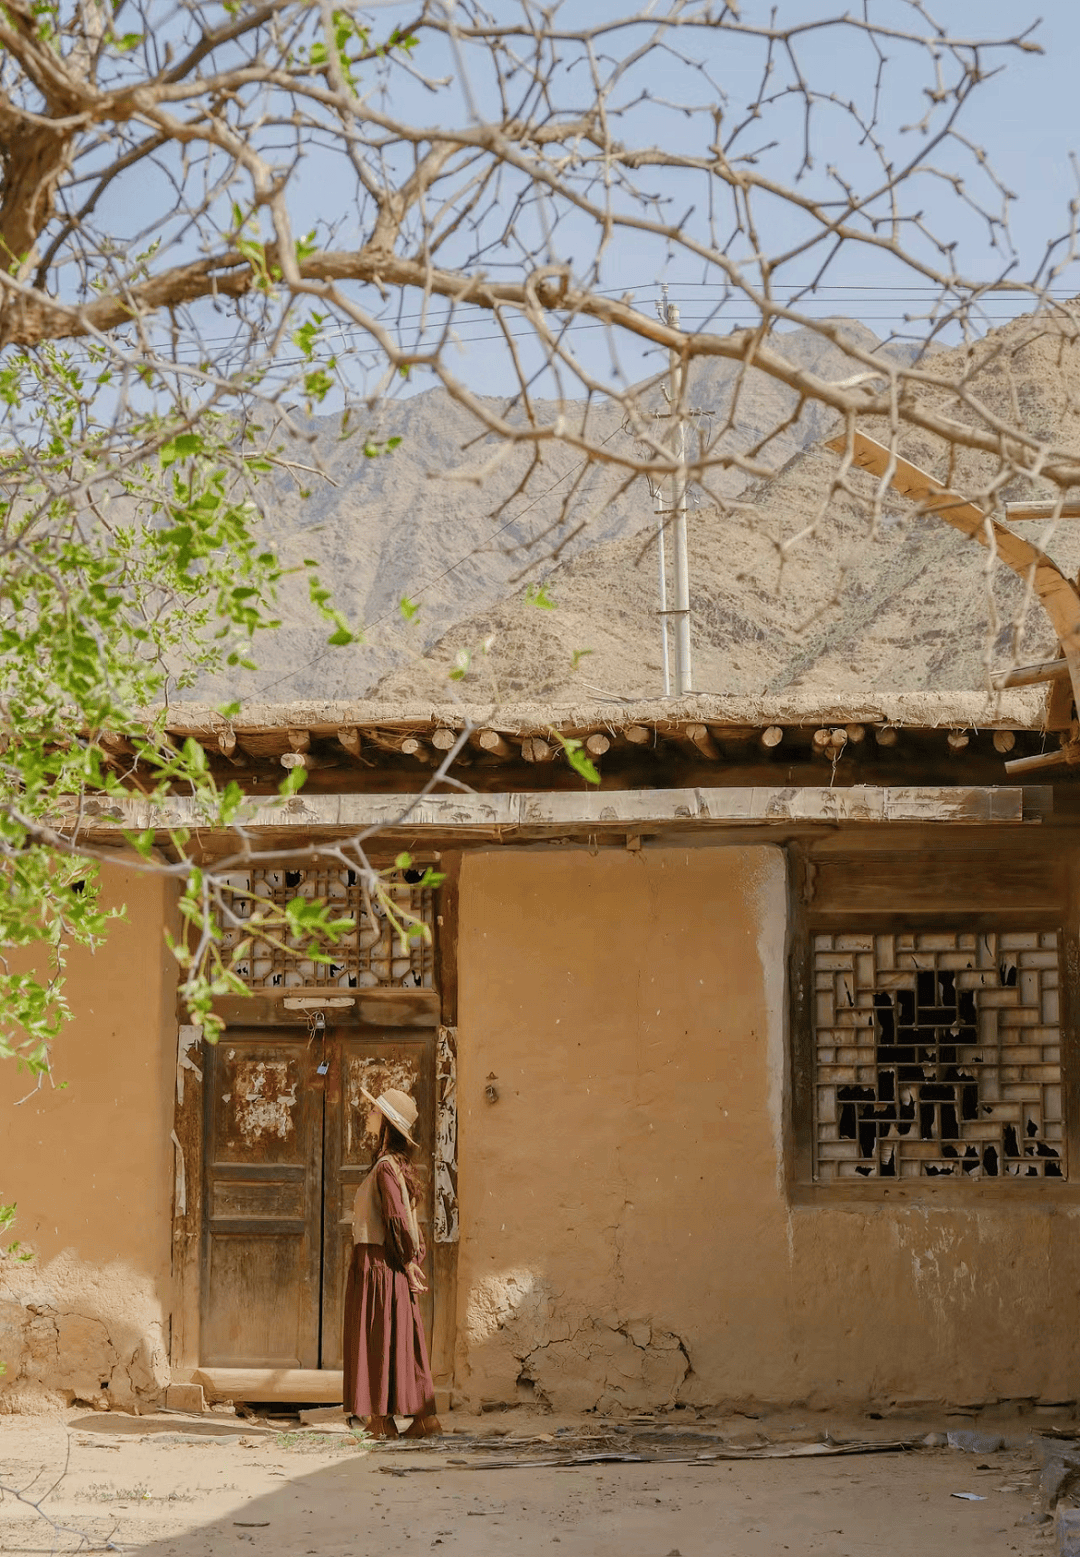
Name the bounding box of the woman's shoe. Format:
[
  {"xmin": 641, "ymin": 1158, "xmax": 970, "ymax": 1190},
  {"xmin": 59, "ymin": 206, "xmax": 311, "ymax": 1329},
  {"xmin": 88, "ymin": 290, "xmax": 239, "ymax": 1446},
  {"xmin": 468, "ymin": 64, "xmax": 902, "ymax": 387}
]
[
  {"xmin": 366, "ymin": 1415, "xmax": 400, "ymax": 1439},
  {"xmin": 403, "ymin": 1415, "xmax": 442, "ymax": 1438}
]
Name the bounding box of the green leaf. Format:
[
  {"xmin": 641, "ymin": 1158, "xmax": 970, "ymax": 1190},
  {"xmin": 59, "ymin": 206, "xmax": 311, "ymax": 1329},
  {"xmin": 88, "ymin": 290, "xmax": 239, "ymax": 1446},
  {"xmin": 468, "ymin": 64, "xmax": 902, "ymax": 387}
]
[
  {"xmin": 526, "ymin": 582, "xmax": 556, "ymax": 610},
  {"xmin": 548, "ymin": 730, "xmax": 601, "ymax": 786}
]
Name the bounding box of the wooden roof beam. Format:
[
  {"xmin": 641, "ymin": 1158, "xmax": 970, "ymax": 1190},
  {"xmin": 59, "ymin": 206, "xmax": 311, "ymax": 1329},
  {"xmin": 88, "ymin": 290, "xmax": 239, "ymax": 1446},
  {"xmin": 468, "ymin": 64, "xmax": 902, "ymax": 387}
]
[
  {"xmin": 684, "ymin": 722, "xmax": 721, "ymax": 760},
  {"xmin": 280, "ymin": 751, "xmax": 338, "ymax": 772},
  {"xmin": 1005, "ymin": 500, "xmax": 1080, "ymax": 521},
  {"xmin": 472, "ymin": 728, "xmax": 514, "ymax": 759},
  {"xmin": 992, "ymin": 657, "xmax": 1068, "ymax": 690},
  {"xmin": 337, "ymin": 727, "xmax": 363, "ymax": 761}
]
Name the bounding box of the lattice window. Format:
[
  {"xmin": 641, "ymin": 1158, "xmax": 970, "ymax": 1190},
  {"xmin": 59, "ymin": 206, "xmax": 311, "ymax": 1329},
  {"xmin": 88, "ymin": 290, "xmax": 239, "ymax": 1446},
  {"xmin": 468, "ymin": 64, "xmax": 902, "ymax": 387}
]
[
  {"xmin": 218, "ymin": 867, "xmax": 435, "ymax": 990},
  {"xmin": 813, "ymin": 930, "xmax": 1064, "ymax": 1181}
]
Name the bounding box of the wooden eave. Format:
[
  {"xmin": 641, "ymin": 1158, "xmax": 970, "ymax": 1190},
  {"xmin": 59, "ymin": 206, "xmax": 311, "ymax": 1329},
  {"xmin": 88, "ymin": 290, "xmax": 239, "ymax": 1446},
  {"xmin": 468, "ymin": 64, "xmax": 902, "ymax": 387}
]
[{"xmin": 131, "ymin": 712, "xmax": 1060, "ymax": 797}]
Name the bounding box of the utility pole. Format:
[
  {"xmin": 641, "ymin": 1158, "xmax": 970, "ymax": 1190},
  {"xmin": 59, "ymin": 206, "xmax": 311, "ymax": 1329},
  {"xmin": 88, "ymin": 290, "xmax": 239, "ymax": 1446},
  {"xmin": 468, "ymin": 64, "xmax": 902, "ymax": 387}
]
[
  {"xmin": 653, "ymin": 284, "xmax": 673, "ymax": 697},
  {"xmin": 652, "ymin": 285, "xmax": 693, "ymax": 698},
  {"xmin": 666, "ymin": 298, "xmax": 692, "ymax": 696}
]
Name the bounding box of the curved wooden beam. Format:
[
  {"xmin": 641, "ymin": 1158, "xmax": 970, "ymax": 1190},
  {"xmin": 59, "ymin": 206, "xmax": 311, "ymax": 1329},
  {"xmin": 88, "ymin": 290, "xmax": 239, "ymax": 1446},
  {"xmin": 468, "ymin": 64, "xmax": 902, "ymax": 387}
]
[{"xmin": 826, "ymin": 431, "xmax": 1080, "ymax": 724}]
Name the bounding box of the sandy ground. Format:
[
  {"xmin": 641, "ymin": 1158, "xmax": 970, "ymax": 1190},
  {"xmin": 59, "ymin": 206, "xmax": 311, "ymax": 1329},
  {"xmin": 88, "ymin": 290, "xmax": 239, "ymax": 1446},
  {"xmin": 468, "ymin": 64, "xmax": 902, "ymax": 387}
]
[{"xmin": 0, "ymin": 1407, "xmax": 1058, "ymax": 1557}]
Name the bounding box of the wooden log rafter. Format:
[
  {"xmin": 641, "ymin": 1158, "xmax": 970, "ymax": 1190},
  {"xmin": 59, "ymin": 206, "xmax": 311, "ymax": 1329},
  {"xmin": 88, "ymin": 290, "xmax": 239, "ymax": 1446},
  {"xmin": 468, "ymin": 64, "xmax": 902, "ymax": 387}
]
[
  {"xmin": 337, "ymin": 727, "xmax": 363, "ymax": 761},
  {"xmin": 280, "ymin": 751, "xmax": 338, "ymax": 772},
  {"xmin": 473, "ymin": 728, "xmax": 513, "ymax": 758}
]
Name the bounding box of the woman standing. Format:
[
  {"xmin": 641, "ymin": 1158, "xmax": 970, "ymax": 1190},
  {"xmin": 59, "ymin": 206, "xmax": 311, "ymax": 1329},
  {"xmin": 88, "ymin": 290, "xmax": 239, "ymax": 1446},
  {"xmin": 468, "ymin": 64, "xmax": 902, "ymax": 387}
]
[{"xmin": 343, "ymin": 1085, "xmax": 441, "ymax": 1439}]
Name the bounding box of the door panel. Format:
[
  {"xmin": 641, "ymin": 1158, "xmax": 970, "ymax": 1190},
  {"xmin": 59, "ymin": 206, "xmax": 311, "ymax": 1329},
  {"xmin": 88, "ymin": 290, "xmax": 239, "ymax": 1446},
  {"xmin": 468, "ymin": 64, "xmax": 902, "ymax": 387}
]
[
  {"xmin": 201, "ymin": 1034, "xmax": 323, "ymax": 1368},
  {"xmin": 320, "ymin": 1032, "xmax": 435, "ymax": 1369}
]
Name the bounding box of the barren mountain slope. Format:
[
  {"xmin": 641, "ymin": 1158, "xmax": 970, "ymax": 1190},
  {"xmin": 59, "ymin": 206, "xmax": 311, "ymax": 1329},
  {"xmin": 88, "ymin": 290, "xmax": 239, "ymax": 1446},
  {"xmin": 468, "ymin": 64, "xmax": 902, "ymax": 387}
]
[
  {"xmin": 371, "ymin": 310, "xmax": 1080, "ymax": 707},
  {"xmin": 202, "ymin": 321, "xmax": 915, "ymax": 704}
]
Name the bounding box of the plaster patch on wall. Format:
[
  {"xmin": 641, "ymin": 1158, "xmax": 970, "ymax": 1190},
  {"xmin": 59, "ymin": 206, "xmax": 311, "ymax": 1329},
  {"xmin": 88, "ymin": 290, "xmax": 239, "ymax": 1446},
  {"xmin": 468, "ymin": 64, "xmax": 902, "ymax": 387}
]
[
  {"xmin": 462, "ymin": 1268, "xmax": 691, "ymax": 1413},
  {"xmin": 520, "ymin": 1319, "xmax": 690, "ymax": 1414},
  {"xmin": 894, "ymin": 1212, "xmax": 987, "ymax": 1327},
  {"xmin": 0, "ymin": 1266, "xmax": 168, "ymax": 1415}
]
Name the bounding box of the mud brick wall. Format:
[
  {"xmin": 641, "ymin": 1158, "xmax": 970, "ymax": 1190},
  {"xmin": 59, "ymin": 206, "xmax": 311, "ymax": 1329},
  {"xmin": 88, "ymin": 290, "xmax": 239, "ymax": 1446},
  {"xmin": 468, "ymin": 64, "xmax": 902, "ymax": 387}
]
[
  {"xmin": 454, "ymin": 844, "xmax": 1080, "ymax": 1412},
  {"xmin": 0, "ymin": 862, "xmax": 179, "ymax": 1413}
]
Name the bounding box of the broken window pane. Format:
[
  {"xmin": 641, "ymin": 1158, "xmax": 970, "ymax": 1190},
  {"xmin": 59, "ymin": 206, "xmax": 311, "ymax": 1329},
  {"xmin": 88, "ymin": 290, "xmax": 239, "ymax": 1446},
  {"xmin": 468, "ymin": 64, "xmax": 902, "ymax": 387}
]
[{"xmin": 813, "ymin": 930, "xmax": 1065, "ymax": 1182}]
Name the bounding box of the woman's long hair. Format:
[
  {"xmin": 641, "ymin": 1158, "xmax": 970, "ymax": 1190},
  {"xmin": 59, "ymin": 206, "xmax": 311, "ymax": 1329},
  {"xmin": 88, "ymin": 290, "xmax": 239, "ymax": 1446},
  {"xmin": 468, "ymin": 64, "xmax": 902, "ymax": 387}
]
[{"xmin": 376, "ymin": 1115, "xmax": 422, "ymax": 1206}]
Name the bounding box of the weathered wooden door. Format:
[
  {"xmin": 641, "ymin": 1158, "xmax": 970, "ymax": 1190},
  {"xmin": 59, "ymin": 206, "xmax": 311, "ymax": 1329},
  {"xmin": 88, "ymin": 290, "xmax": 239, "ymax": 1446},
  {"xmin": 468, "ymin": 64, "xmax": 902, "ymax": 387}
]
[
  {"xmin": 321, "ymin": 1032, "xmax": 435, "ymax": 1368},
  {"xmin": 200, "ymin": 1032, "xmax": 324, "ymax": 1368},
  {"xmin": 201, "ymin": 1026, "xmax": 434, "ymax": 1371}
]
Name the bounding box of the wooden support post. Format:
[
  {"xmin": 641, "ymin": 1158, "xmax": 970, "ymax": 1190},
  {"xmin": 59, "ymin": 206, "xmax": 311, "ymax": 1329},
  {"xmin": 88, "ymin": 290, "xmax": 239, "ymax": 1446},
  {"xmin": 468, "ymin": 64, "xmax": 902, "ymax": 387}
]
[
  {"xmin": 993, "ymin": 729, "xmax": 1017, "ymax": 754},
  {"xmin": 585, "ymin": 733, "xmax": 611, "ymax": 757},
  {"xmin": 431, "ymin": 728, "xmax": 458, "ymax": 751},
  {"xmin": 623, "ymin": 724, "xmax": 652, "ymax": 747},
  {"xmin": 337, "ymin": 728, "xmax": 363, "ymax": 760},
  {"xmin": 760, "ymin": 726, "xmax": 784, "ymax": 750},
  {"xmin": 845, "ymin": 724, "xmax": 866, "ymax": 744},
  {"xmin": 875, "ymin": 726, "xmax": 899, "ymax": 747},
  {"xmin": 287, "ymin": 728, "xmax": 311, "ymax": 753},
  {"xmin": 473, "ymin": 728, "xmax": 513, "ymax": 758},
  {"xmin": 947, "ymin": 730, "xmax": 970, "ymax": 752},
  {"xmin": 685, "ymin": 723, "xmax": 720, "ymax": 760},
  {"xmin": 522, "ymin": 737, "xmax": 554, "ymax": 764},
  {"xmin": 401, "ymin": 737, "xmax": 430, "ymax": 763}
]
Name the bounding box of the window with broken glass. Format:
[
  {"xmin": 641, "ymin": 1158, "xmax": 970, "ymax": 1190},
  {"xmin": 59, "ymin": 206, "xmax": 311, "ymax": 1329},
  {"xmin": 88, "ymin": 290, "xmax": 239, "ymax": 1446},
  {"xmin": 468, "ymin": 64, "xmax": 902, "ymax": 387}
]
[
  {"xmin": 216, "ymin": 866, "xmax": 435, "ymax": 990},
  {"xmin": 813, "ymin": 931, "xmax": 1064, "ymax": 1181}
]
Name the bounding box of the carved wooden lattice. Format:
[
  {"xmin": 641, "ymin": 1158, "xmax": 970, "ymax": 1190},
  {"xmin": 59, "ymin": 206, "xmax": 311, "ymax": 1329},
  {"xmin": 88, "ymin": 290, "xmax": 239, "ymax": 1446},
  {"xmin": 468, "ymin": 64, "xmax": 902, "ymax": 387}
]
[
  {"xmin": 814, "ymin": 930, "xmax": 1064, "ymax": 1181},
  {"xmin": 218, "ymin": 867, "xmax": 435, "ymax": 989}
]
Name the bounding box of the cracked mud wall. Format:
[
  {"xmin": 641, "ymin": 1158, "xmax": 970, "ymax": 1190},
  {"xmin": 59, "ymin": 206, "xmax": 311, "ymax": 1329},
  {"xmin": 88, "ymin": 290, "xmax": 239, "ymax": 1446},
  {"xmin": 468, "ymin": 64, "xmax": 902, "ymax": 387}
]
[
  {"xmin": 0, "ymin": 861, "xmax": 178, "ymax": 1413},
  {"xmin": 455, "ymin": 845, "xmax": 1080, "ymax": 1413}
]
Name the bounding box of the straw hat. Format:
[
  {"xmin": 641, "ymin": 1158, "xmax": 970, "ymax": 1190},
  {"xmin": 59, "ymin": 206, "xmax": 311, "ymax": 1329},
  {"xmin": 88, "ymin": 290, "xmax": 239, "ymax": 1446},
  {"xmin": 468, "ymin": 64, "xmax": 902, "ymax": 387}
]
[{"xmin": 361, "ymin": 1085, "xmax": 419, "ymax": 1146}]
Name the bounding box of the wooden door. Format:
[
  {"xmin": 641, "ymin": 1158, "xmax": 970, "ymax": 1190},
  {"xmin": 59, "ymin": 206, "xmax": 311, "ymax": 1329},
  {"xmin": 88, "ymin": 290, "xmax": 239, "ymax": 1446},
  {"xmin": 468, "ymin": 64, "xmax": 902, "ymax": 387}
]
[
  {"xmin": 200, "ymin": 1032, "xmax": 324, "ymax": 1368},
  {"xmin": 320, "ymin": 1031, "xmax": 435, "ymax": 1369}
]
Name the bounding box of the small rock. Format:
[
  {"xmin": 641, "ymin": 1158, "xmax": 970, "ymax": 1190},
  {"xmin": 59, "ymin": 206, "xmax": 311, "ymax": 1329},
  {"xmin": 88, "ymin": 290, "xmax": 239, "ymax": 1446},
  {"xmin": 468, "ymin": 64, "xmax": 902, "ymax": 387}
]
[
  {"xmin": 947, "ymin": 1430, "xmax": 1005, "ymax": 1453},
  {"xmin": 922, "ymin": 1433, "xmax": 949, "ymax": 1448}
]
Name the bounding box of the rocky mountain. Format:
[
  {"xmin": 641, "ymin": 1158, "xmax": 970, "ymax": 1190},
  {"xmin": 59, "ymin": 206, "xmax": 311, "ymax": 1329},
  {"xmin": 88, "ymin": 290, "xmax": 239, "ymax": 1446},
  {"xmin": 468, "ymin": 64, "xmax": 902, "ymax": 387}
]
[{"xmin": 199, "ymin": 319, "xmax": 926, "ymax": 706}]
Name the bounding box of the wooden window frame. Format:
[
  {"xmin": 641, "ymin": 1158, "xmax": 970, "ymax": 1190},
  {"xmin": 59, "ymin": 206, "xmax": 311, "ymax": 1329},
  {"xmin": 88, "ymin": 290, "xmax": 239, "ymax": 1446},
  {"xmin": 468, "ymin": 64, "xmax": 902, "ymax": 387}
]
[{"xmin": 788, "ymin": 840, "xmax": 1080, "ymax": 1205}]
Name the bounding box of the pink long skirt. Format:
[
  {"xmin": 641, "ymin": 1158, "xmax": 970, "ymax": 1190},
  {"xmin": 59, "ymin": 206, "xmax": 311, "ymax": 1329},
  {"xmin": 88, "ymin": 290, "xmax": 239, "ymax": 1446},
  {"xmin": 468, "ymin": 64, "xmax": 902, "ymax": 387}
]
[{"xmin": 342, "ymin": 1242, "xmax": 435, "ymax": 1418}]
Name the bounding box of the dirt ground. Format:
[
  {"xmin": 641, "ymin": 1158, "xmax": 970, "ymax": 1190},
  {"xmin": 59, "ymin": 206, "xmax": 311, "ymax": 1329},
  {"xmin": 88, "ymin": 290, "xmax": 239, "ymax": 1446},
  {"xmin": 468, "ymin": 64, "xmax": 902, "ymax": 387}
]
[{"xmin": 0, "ymin": 1407, "xmax": 1058, "ymax": 1557}]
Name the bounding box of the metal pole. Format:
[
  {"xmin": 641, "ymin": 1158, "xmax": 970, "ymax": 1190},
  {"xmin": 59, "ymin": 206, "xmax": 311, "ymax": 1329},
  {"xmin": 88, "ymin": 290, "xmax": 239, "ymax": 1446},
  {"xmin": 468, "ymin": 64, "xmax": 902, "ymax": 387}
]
[
  {"xmin": 656, "ymin": 490, "xmax": 672, "ymax": 697},
  {"xmin": 667, "ymin": 301, "xmax": 692, "ymax": 696},
  {"xmin": 654, "ymin": 283, "xmax": 672, "ymax": 697}
]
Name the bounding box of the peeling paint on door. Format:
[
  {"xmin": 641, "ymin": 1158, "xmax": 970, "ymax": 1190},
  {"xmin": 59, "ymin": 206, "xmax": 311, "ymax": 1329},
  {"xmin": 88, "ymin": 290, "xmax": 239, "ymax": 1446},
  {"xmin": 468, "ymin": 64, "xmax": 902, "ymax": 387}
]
[{"xmin": 229, "ymin": 1059, "xmax": 298, "ymax": 1144}]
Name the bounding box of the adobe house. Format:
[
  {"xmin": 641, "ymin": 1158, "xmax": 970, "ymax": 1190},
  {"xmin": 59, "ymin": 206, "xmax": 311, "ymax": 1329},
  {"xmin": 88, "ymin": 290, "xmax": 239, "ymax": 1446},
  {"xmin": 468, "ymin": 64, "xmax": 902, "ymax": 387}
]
[{"xmin": 2, "ymin": 685, "xmax": 1078, "ymax": 1417}]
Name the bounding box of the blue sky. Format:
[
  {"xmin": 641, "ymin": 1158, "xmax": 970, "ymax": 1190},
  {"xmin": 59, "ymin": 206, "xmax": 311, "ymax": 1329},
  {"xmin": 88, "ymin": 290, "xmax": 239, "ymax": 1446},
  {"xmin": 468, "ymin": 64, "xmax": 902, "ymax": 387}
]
[{"xmin": 85, "ymin": 0, "xmax": 1080, "ymax": 404}]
